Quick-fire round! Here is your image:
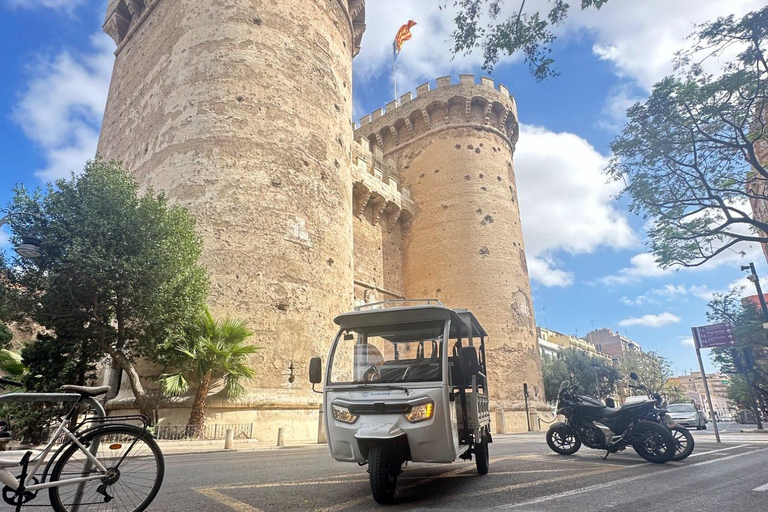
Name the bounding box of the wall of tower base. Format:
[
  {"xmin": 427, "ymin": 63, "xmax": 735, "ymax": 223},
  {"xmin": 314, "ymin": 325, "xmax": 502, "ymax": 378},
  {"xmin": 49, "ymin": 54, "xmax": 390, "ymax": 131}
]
[{"xmin": 107, "ymin": 397, "xmax": 546, "ymax": 445}]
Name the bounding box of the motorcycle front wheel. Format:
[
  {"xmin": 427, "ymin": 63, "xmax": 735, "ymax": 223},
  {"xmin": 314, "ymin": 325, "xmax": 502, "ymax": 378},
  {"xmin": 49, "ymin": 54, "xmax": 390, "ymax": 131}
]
[
  {"xmin": 670, "ymin": 425, "xmax": 694, "ymax": 461},
  {"xmin": 631, "ymin": 421, "xmax": 676, "ymax": 463},
  {"xmin": 546, "ymin": 425, "xmax": 581, "ymax": 455}
]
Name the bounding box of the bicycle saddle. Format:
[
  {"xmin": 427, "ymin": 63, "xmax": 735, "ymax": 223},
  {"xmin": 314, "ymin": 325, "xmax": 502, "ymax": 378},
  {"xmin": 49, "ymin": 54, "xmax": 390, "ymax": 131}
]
[{"xmin": 60, "ymin": 385, "xmax": 111, "ymax": 397}]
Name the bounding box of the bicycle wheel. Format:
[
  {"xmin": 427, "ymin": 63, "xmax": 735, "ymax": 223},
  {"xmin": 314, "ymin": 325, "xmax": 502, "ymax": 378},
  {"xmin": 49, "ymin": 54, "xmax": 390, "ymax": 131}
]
[{"xmin": 49, "ymin": 424, "xmax": 164, "ymax": 512}]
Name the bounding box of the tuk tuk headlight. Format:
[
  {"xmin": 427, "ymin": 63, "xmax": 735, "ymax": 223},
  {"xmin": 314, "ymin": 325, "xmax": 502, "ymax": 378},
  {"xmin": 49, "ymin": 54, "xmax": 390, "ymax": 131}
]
[
  {"xmin": 332, "ymin": 404, "xmax": 359, "ymax": 424},
  {"xmin": 405, "ymin": 401, "xmax": 434, "ymax": 423}
]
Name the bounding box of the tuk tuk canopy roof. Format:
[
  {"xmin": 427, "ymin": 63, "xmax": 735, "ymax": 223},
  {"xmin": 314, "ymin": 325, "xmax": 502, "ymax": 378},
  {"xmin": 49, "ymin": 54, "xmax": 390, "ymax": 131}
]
[{"xmin": 334, "ymin": 305, "xmax": 487, "ymax": 339}]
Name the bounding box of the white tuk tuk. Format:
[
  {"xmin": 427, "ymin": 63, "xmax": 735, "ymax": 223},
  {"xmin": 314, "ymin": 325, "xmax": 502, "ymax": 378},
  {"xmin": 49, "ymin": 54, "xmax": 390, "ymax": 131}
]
[{"xmin": 308, "ymin": 300, "xmax": 492, "ymax": 504}]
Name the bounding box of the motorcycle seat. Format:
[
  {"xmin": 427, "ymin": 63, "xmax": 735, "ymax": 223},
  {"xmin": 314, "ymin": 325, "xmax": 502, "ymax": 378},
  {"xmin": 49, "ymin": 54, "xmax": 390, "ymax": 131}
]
[{"xmin": 598, "ymin": 407, "xmax": 625, "ymax": 417}]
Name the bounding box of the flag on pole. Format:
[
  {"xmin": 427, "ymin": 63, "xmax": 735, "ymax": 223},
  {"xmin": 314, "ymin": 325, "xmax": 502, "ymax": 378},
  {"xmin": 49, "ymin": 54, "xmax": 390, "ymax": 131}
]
[{"xmin": 393, "ymin": 20, "xmax": 417, "ymax": 60}]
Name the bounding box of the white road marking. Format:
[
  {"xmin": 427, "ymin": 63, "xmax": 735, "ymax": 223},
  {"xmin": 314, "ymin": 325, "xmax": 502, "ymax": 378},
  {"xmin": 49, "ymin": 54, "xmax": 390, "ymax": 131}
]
[
  {"xmin": 498, "ymin": 446, "xmax": 768, "ymax": 509},
  {"xmin": 753, "ymin": 482, "xmax": 768, "ymax": 492},
  {"xmin": 687, "ymin": 444, "xmax": 750, "ymax": 458}
]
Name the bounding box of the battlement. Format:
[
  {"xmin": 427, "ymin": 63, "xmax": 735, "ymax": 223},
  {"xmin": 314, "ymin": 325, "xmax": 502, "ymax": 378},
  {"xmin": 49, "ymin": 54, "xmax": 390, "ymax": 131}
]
[
  {"xmin": 104, "ymin": 0, "xmax": 367, "ymax": 56},
  {"xmin": 354, "ymin": 75, "xmax": 519, "ymax": 155},
  {"xmin": 351, "ymin": 138, "xmax": 413, "ymax": 231}
]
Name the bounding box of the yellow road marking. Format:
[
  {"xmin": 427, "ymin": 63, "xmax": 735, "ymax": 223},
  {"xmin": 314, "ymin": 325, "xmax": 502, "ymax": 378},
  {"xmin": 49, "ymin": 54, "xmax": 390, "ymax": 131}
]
[{"xmin": 196, "ymin": 488, "xmax": 264, "ymax": 512}]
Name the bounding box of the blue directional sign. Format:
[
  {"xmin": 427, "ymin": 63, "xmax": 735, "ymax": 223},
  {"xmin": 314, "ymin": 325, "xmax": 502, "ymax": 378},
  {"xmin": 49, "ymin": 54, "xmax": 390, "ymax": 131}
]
[{"xmin": 693, "ymin": 322, "xmax": 735, "ymax": 348}]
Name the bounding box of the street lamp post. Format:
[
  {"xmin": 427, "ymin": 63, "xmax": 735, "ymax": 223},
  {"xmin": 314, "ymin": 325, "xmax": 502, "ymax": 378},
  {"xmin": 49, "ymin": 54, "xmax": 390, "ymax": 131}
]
[
  {"xmin": 741, "ymin": 263, "xmax": 768, "ymax": 323},
  {"xmin": 0, "ymin": 212, "xmax": 43, "ymax": 259}
]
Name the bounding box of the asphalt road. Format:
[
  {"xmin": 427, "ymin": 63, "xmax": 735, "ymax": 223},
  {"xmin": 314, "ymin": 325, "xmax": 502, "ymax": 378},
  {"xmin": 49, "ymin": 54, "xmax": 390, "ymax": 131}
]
[{"xmin": 146, "ymin": 429, "xmax": 768, "ymax": 512}]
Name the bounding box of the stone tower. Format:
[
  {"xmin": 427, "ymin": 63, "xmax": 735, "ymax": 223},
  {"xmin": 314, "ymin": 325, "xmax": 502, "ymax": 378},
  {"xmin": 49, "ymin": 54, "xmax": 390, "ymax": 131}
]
[
  {"xmin": 355, "ymin": 76, "xmax": 543, "ymax": 426},
  {"xmin": 98, "ymin": 0, "xmax": 366, "ymax": 436},
  {"xmin": 97, "ymin": 1, "xmax": 543, "ymax": 436}
]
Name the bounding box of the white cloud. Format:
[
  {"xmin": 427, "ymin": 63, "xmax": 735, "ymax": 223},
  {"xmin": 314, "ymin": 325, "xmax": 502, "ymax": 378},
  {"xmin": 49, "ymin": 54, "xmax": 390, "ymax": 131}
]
[
  {"xmin": 618, "ymin": 312, "xmax": 681, "ymax": 328},
  {"xmin": 0, "ymin": 227, "xmax": 9, "ymax": 249},
  {"xmin": 565, "ymin": 0, "xmax": 765, "ymax": 91},
  {"xmin": 355, "ymin": 1, "xmax": 531, "ymax": 104},
  {"xmin": 527, "ymin": 256, "xmax": 574, "ymax": 288},
  {"xmin": 4, "ymin": 0, "xmax": 83, "ymax": 11},
  {"xmin": 597, "ymin": 83, "xmax": 644, "ymax": 131},
  {"xmin": 600, "ymin": 253, "xmax": 673, "ymax": 285},
  {"xmin": 515, "ymin": 125, "xmax": 638, "ymax": 286},
  {"xmin": 12, "ymin": 32, "xmax": 114, "ymax": 182},
  {"xmin": 681, "ymin": 337, "xmax": 695, "ymax": 348}
]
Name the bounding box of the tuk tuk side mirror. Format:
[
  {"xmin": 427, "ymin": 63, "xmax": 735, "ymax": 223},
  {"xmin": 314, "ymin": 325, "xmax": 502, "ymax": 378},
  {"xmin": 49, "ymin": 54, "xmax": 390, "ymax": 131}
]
[
  {"xmin": 629, "ymin": 372, "xmax": 639, "ymax": 381},
  {"xmin": 458, "ymin": 346, "xmax": 479, "ymax": 381},
  {"xmin": 309, "ymin": 357, "xmax": 323, "ymax": 393}
]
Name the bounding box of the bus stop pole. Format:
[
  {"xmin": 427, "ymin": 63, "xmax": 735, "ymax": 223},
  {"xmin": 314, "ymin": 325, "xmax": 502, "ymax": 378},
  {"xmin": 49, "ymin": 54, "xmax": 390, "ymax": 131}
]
[{"xmin": 692, "ymin": 327, "xmax": 721, "ymax": 443}]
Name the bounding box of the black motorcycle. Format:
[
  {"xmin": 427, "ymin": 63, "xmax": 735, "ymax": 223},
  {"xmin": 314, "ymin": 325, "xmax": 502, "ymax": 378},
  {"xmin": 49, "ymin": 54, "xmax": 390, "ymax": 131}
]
[
  {"xmin": 626, "ymin": 372, "xmax": 694, "ymax": 461},
  {"xmin": 546, "ymin": 380, "xmax": 676, "ymax": 463}
]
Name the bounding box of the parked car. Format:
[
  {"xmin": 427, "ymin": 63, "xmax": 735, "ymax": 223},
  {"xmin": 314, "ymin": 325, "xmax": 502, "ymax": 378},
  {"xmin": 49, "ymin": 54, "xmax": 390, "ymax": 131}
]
[{"xmin": 667, "ymin": 402, "xmax": 707, "ymax": 430}]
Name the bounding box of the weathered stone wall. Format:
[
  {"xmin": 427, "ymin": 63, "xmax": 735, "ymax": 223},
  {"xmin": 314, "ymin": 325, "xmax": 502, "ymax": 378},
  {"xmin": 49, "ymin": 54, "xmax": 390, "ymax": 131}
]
[
  {"xmin": 355, "ymin": 75, "xmax": 544, "ymax": 410},
  {"xmin": 351, "ymin": 140, "xmax": 410, "ymax": 302},
  {"xmin": 98, "ymin": 0, "xmax": 365, "ymax": 426}
]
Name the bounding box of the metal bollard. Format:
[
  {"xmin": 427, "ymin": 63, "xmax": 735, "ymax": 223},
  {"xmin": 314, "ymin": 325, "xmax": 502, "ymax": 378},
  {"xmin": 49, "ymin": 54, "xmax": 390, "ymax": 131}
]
[
  {"xmin": 317, "ymin": 406, "xmax": 327, "ymax": 444},
  {"xmin": 276, "ymin": 427, "xmax": 284, "ymax": 447},
  {"xmin": 224, "ymin": 428, "xmax": 234, "ymax": 450}
]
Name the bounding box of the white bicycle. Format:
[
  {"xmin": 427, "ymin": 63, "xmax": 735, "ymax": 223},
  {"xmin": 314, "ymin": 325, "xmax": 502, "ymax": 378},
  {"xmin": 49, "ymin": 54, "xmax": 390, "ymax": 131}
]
[{"xmin": 0, "ymin": 378, "xmax": 164, "ymax": 511}]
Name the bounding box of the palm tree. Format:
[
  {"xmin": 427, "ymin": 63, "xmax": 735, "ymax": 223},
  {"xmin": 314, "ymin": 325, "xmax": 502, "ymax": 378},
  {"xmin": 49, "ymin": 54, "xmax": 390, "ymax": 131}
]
[{"xmin": 160, "ymin": 308, "xmax": 259, "ymax": 436}]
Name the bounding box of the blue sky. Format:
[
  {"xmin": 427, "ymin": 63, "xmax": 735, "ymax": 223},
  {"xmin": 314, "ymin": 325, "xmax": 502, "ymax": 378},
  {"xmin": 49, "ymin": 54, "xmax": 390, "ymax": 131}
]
[{"xmin": 1, "ymin": 0, "xmax": 766, "ymax": 374}]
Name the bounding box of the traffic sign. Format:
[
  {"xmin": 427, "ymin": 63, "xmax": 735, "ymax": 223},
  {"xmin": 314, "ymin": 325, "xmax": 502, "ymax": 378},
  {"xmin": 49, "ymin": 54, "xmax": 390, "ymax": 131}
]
[{"xmin": 693, "ymin": 322, "xmax": 735, "ymax": 348}]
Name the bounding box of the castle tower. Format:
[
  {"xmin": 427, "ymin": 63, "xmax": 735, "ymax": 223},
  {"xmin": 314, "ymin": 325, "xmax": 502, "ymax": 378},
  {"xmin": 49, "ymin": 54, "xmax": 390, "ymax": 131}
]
[
  {"xmin": 98, "ymin": 0, "xmax": 366, "ymax": 436},
  {"xmin": 356, "ymin": 75, "xmax": 544, "ymax": 426}
]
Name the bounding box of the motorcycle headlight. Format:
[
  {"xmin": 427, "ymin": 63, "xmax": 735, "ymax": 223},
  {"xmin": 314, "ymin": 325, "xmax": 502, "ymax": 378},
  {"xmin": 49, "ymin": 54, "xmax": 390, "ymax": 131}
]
[
  {"xmin": 332, "ymin": 404, "xmax": 359, "ymax": 424},
  {"xmin": 405, "ymin": 401, "xmax": 435, "ymax": 423}
]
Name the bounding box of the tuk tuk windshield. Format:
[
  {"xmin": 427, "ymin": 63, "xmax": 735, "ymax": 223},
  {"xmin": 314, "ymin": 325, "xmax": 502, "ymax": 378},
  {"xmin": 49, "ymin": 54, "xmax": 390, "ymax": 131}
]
[{"xmin": 329, "ymin": 320, "xmax": 445, "ymax": 384}]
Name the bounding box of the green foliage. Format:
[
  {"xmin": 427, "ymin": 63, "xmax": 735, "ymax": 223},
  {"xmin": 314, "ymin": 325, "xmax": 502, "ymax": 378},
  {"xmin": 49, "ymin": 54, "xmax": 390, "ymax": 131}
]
[
  {"xmin": 707, "ymin": 289, "xmax": 768, "ymax": 410},
  {"xmin": 441, "ymin": 0, "xmax": 608, "ymax": 79},
  {"xmin": 542, "ymin": 348, "xmax": 618, "ymax": 401},
  {"xmin": 160, "ymin": 307, "xmax": 259, "ymax": 399},
  {"xmin": 21, "ymin": 334, "xmax": 97, "ymax": 392},
  {"xmin": 607, "ymin": 7, "xmax": 768, "ymax": 268},
  {"xmin": 0, "ymin": 348, "xmax": 24, "ymax": 376},
  {"xmin": 619, "ymin": 351, "xmax": 674, "ymax": 395},
  {"xmin": 0, "ymin": 324, "xmax": 12, "ymax": 350},
  {"xmin": 3, "ymin": 159, "xmax": 209, "ymax": 420}
]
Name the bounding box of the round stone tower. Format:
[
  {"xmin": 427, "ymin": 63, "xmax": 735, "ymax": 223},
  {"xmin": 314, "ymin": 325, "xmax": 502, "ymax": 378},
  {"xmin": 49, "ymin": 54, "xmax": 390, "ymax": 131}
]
[
  {"xmin": 355, "ymin": 75, "xmax": 544, "ymax": 429},
  {"xmin": 98, "ymin": 0, "xmax": 366, "ymax": 437}
]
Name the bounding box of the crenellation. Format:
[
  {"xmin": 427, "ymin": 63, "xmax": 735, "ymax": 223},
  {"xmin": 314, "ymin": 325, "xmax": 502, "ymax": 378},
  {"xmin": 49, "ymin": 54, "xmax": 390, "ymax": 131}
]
[
  {"xmin": 399, "ymin": 92, "xmax": 412, "ymax": 105},
  {"xmin": 354, "ymin": 75, "xmax": 519, "ymax": 155}
]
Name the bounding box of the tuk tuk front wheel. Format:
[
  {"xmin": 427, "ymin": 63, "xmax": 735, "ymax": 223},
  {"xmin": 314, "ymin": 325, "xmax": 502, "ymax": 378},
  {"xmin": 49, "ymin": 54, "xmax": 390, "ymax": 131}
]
[
  {"xmin": 475, "ymin": 431, "xmax": 489, "ymax": 475},
  {"xmin": 368, "ymin": 443, "xmax": 400, "ymax": 504}
]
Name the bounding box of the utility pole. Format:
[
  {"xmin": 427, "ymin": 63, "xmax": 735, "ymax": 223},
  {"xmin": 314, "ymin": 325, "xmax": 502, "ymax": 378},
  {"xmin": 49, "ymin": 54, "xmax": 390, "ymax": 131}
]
[
  {"xmin": 742, "ymin": 262, "xmax": 768, "ymax": 323},
  {"xmin": 691, "ymin": 327, "xmax": 721, "ymax": 443}
]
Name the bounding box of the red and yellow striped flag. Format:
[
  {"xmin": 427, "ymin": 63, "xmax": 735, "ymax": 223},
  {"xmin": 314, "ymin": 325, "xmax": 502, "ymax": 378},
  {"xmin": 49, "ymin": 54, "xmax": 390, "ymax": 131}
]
[{"xmin": 393, "ymin": 20, "xmax": 417, "ymax": 59}]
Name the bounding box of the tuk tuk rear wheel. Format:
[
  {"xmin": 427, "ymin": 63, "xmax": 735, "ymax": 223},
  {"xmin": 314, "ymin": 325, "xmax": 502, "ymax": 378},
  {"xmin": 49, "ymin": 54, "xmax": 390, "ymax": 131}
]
[
  {"xmin": 369, "ymin": 443, "xmax": 399, "ymax": 504},
  {"xmin": 475, "ymin": 431, "xmax": 489, "ymax": 475}
]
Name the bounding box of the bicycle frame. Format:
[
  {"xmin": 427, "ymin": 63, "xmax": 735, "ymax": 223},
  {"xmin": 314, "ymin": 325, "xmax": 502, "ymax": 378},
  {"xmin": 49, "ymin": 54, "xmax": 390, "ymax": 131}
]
[
  {"xmin": 0, "ymin": 417, "xmax": 110, "ymax": 492},
  {"xmin": 0, "ymin": 392, "xmax": 106, "ymax": 508}
]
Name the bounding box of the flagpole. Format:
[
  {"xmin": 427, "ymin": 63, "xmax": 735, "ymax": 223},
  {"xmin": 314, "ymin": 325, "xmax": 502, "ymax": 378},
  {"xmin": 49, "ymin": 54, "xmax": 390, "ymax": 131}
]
[{"xmin": 393, "ymin": 54, "xmax": 398, "ymax": 103}]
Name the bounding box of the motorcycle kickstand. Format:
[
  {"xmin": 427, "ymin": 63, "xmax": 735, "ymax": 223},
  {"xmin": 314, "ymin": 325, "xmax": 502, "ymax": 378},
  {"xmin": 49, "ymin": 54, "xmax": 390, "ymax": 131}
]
[{"xmin": 602, "ymin": 450, "xmax": 611, "ymax": 460}]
